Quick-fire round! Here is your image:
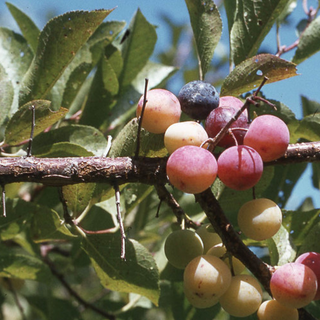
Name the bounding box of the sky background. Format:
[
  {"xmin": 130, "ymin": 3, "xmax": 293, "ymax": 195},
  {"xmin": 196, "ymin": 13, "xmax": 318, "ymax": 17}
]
[{"xmin": 0, "ymin": 0, "xmax": 320, "ymax": 209}]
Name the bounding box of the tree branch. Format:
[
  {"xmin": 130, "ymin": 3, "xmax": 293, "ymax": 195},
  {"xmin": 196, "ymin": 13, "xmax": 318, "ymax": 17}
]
[{"xmin": 0, "ymin": 141, "xmax": 319, "ymax": 186}]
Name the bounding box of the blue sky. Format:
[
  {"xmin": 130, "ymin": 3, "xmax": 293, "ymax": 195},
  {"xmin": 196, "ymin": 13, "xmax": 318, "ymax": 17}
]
[{"xmin": 1, "ymin": 0, "xmax": 320, "ymax": 209}]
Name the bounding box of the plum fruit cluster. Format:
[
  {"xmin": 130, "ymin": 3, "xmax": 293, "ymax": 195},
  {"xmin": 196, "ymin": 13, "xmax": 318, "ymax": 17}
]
[
  {"xmin": 135, "ymin": 83, "xmax": 319, "ymax": 317},
  {"xmin": 136, "ymin": 82, "xmax": 290, "ymax": 194},
  {"xmin": 164, "ymin": 225, "xmax": 265, "ymax": 316}
]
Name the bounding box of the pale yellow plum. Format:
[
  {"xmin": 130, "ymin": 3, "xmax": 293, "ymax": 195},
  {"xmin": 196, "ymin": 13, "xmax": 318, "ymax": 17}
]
[{"xmin": 257, "ymin": 299, "xmax": 299, "ymax": 320}]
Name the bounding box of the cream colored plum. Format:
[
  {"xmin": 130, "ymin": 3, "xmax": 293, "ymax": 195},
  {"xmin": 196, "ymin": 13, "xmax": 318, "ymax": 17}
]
[{"xmin": 257, "ymin": 299, "xmax": 299, "ymax": 320}]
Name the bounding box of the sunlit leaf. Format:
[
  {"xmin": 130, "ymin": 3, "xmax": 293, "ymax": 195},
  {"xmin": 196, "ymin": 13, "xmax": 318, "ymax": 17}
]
[
  {"xmin": 292, "ymin": 15, "xmax": 320, "ymax": 64},
  {"xmin": 6, "ymin": 2, "xmax": 40, "ymax": 53},
  {"xmin": 19, "ymin": 9, "xmax": 113, "ymax": 104},
  {"xmin": 0, "ymin": 27, "xmax": 33, "ymax": 114},
  {"xmin": 118, "ymin": 9, "xmax": 157, "ymax": 90},
  {"xmin": 108, "ymin": 118, "xmax": 168, "ymax": 157},
  {"xmin": 0, "ymin": 66, "xmax": 14, "ymax": 128},
  {"xmin": 62, "ymin": 183, "xmax": 95, "ymax": 217},
  {"xmin": 4, "ymin": 100, "xmax": 68, "ymax": 145},
  {"xmin": 230, "ymin": 0, "xmax": 292, "ymax": 65},
  {"xmin": 81, "ymin": 233, "xmax": 160, "ymax": 305},
  {"xmin": 220, "ymin": 54, "xmax": 298, "ymax": 96},
  {"xmin": 267, "ymin": 225, "xmax": 296, "ymax": 266},
  {"xmin": 301, "ymin": 95, "xmax": 320, "ymax": 117},
  {"xmin": 32, "ymin": 125, "xmax": 109, "ymax": 156},
  {"xmin": 294, "ymin": 114, "xmax": 320, "ymax": 142},
  {"xmin": 185, "ymin": 0, "xmax": 222, "ymax": 78}
]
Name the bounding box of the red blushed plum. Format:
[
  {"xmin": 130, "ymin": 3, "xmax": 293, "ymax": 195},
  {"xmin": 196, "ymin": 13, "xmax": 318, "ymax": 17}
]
[
  {"xmin": 205, "ymin": 105, "xmax": 250, "ymax": 148},
  {"xmin": 166, "ymin": 146, "xmax": 218, "ymax": 194},
  {"xmin": 270, "ymin": 262, "xmax": 318, "ymax": 309},
  {"xmin": 217, "ymin": 145, "xmax": 263, "ymax": 190},
  {"xmin": 219, "ymin": 96, "xmax": 247, "ymax": 117},
  {"xmin": 244, "ymin": 114, "xmax": 290, "ymax": 162},
  {"xmin": 136, "ymin": 88, "xmax": 181, "ymax": 134},
  {"xmin": 295, "ymin": 252, "xmax": 320, "ymax": 300}
]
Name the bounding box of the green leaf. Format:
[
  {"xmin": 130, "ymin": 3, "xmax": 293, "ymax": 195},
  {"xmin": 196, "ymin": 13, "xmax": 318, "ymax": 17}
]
[
  {"xmin": 185, "ymin": 0, "xmax": 222, "ymax": 78},
  {"xmin": 19, "ymin": 9, "xmax": 113, "ymax": 104},
  {"xmin": 267, "ymin": 224, "xmax": 296, "ymax": 266},
  {"xmin": 62, "ymin": 183, "xmax": 95, "ymax": 217},
  {"xmin": 0, "ymin": 27, "xmax": 33, "ymax": 114},
  {"xmin": 230, "ymin": 0, "xmax": 292, "ymax": 65},
  {"xmin": 31, "ymin": 206, "xmax": 77, "ymax": 243},
  {"xmin": 224, "ymin": 0, "xmax": 237, "ymax": 34},
  {"xmin": 282, "ymin": 209, "xmax": 320, "ymax": 246},
  {"xmin": 102, "ymin": 55, "xmax": 119, "ymax": 95},
  {"xmin": 298, "ymin": 221, "xmax": 320, "ymax": 254},
  {"xmin": 4, "ymin": 100, "xmax": 68, "ymax": 145},
  {"xmin": 0, "ymin": 245, "xmax": 51, "ymax": 282},
  {"xmin": 32, "ymin": 125, "xmax": 109, "ymax": 156},
  {"xmin": 118, "ymin": 9, "xmax": 157, "ymax": 90},
  {"xmin": 6, "ymin": 2, "xmax": 40, "ymax": 53},
  {"xmin": 0, "ymin": 199, "xmax": 32, "ymax": 240},
  {"xmin": 0, "ymin": 66, "xmax": 14, "ymax": 128},
  {"xmin": 294, "ymin": 114, "xmax": 320, "ymax": 141},
  {"xmin": 132, "ymin": 61, "xmax": 177, "ymax": 93},
  {"xmin": 109, "ymin": 118, "xmax": 168, "ymax": 157},
  {"xmin": 292, "ymin": 15, "xmax": 320, "ymax": 64},
  {"xmin": 33, "ymin": 142, "xmax": 94, "ymax": 158},
  {"xmin": 301, "ymin": 95, "xmax": 320, "ymax": 117},
  {"xmin": 81, "ymin": 233, "xmax": 160, "ymax": 305},
  {"xmin": 220, "ymin": 54, "xmax": 298, "ymax": 96}
]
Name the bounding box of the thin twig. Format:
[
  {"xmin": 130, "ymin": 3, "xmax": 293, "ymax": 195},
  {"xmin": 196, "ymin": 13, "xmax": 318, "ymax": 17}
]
[
  {"xmin": 58, "ymin": 187, "xmax": 73, "ymax": 225},
  {"xmin": 135, "ymin": 78, "xmax": 149, "ymax": 159},
  {"xmin": 114, "ymin": 182, "xmax": 126, "ymax": 260},
  {"xmin": 1, "ymin": 184, "xmax": 6, "ymax": 217},
  {"xmin": 43, "ymin": 255, "xmax": 115, "ymax": 320},
  {"xmin": 26, "ymin": 105, "xmax": 35, "ymax": 157}
]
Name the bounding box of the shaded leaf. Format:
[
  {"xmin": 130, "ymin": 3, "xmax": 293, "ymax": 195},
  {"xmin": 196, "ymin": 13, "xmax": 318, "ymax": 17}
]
[
  {"xmin": 185, "ymin": 0, "xmax": 222, "ymax": 77},
  {"xmin": 298, "ymin": 221, "xmax": 320, "ymax": 254},
  {"xmin": 301, "ymin": 95, "xmax": 320, "ymax": 117},
  {"xmin": 62, "ymin": 183, "xmax": 95, "ymax": 217},
  {"xmin": 220, "ymin": 54, "xmax": 298, "ymax": 96},
  {"xmin": 6, "ymin": 2, "xmax": 40, "ymax": 53},
  {"xmin": 0, "ymin": 245, "xmax": 51, "ymax": 282},
  {"xmin": 102, "ymin": 56, "xmax": 119, "ymax": 95},
  {"xmin": 292, "ymin": 15, "xmax": 320, "ymax": 64},
  {"xmin": 267, "ymin": 224, "xmax": 296, "ymax": 266},
  {"xmin": 81, "ymin": 233, "xmax": 160, "ymax": 305},
  {"xmin": 230, "ymin": 0, "xmax": 292, "ymax": 65},
  {"xmin": 4, "ymin": 100, "xmax": 68, "ymax": 145},
  {"xmin": 282, "ymin": 209, "xmax": 320, "ymax": 246},
  {"xmin": 294, "ymin": 114, "xmax": 320, "ymax": 142},
  {"xmin": 19, "ymin": 9, "xmax": 113, "ymax": 104},
  {"xmin": 31, "ymin": 206, "xmax": 77, "ymax": 243},
  {"xmin": 118, "ymin": 9, "xmax": 157, "ymax": 90},
  {"xmin": 109, "ymin": 118, "xmax": 168, "ymax": 157},
  {"xmin": 32, "ymin": 125, "xmax": 109, "ymax": 156},
  {"xmin": 0, "ymin": 27, "xmax": 33, "ymax": 114},
  {"xmin": 0, "ymin": 199, "xmax": 32, "ymax": 240}
]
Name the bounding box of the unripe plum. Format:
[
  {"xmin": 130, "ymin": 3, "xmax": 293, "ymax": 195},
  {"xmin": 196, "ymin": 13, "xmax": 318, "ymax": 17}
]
[
  {"xmin": 178, "ymin": 80, "xmax": 219, "ymax": 120},
  {"xmin": 183, "ymin": 255, "xmax": 232, "ymax": 308},
  {"xmin": 195, "ymin": 223, "xmax": 222, "ymax": 253},
  {"xmin": 219, "ymin": 274, "xmax": 263, "ymax": 317},
  {"xmin": 164, "ymin": 121, "xmax": 208, "ymax": 154},
  {"xmin": 166, "ymin": 146, "xmax": 218, "ymax": 194},
  {"xmin": 243, "ymin": 114, "xmax": 290, "ymax": 162},
  {"xmin": 270, "ymin": 262, "xmax": 318, "ymax": 309},
  {"xmin": 136, "ymin": 88, "xmax": 181, "ymax": 134},
  {"xmin": 205, "ymin": 104, "xmax": 250, "ymax": 148},
  {"xmin": 164, "ymin": 229, "xmax": 204, "ymax": 269},
  {"xmin": 237, "ymin": 198, "xmax": 282, "ymax": 241},
  {"xmin": 217, "ymin": 145, "xmax": 264, "ymax": 190},
  {"xmin": 295, "ymin": 251, "xmax": 320, "ymax": 300},
  {"xmin": 257, "ymin": 299, "xmax": 299, "ymax": 320}
]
